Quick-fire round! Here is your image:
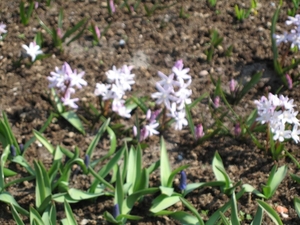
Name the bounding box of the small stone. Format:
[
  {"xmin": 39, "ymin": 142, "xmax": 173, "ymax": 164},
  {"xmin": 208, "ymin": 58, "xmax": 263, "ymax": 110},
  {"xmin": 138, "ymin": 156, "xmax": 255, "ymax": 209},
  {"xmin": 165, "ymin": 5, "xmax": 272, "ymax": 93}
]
[{"xmin": 199, "ymin": 70, "xmax": 209, "ymax": 76}]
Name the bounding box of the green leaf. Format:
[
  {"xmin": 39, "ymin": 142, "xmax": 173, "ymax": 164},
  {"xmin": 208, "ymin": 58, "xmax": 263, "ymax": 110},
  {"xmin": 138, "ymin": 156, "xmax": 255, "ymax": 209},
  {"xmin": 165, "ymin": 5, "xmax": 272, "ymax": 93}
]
[
  {"xmin": 264, "ymin": 165, "xmax": 287, "ymax": 199},
  {"xmin": 257, "ymin": 200, "xmax": 283, "ymax": 225},
  {"xmin": 63, "ymin": 18, "xmax": 86, "ymax": 40},
  {"xmin": 34, "ymin": 161, "xmax": 51, "ymax": 209},
  {"xmin": 219, "ymin": 211, "xmax": 230, "ymax": 225},
  {"xmin": 294, "ymin": 197, "xmax": 300, "ymax": 218},
  {"xmin": 150, "ymin": 195, "xmax": 180, "ymax": 213},
  {"xmin": 10, "ymin": 204, "xmax": 25, "ymax": 225},
  {"xmin": 68, "ymin": 188, "xmax": 105, "ymax": 201},
  {"xmin": 167, "ymin": 211, "xmax": 200, "ymax": 224},
  {"xmin": 167, "ymin": 164, "xmax": 189, "ymax": 187},
  {"xmin": 0, "ymin": 146, "xmax": 10, "ymax": 191},
  {"xmin": 251, "ymin": 205, "xmax": 263, "ymax": 225},
  {"xmin": 0, "ymin": 192, "xmax": 28, "ymax": 216},
  {"xmin": 12, "ymin": 156, "xmax": 35, "ymax": 176},
  {"xmin": 33, "ymin": 130, "xmax": 55, "ymax": 154},
  {"xmin": 64, "ymin": 199, "xmax": 78, "ymax": 225},
  {"xmin": 183, "ymin": 181, "xmax": 225, "ymax": 196},
  {"xmin": 159, "ymin": 186, "xmax": 174, "ymax": 196},
  {"xmin": 131, "ymin": 96, "xmax": 148, "ymax": 113},
  {"xmin": 242, "ymin": 184, "xmax": 266, "ymax": 198},
  {"xmin": 180, "ymin": 197, "xmax": 205, "ymax": 225},
  {"xmin": 58, "ymin": 8, "xmax": 63, "ymax": 29},
  {"xmin": 115, "ymin": 166, "xmax": 124, "ymax": 215},
  {"xmin": 122, "ymin": 188, "xmax": 159, "ymax": 215},
  {"xmin": 185, "ymin": 104, "xmax": 195, "ymax": 139},
  {"xmin": 230, "ymin": 192, "xmax": 240, "ymax": 225},
  {"xmin": 160, "ymin": 137, "xmax": 171, "ymax": 187},
  {"xmin": 30, "ymin": 207, "xmax": 44, "ymax": 225},
  {"xmin": 3, "ymin": 168, "xmax": 17, "ymax": 177},
  {"xmin": 61, "ymin": 111, "xmax": 85, "ymax": 134}
]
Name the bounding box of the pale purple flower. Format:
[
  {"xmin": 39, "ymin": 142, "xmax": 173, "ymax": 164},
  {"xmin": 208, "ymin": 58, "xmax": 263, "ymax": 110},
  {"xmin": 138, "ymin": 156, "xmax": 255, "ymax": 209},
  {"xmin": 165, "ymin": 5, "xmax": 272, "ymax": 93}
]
[
  {"xmin": 167, "ymin": 103, "xmax": 187, "ymax": 130},
  {"xmin": 61, "ymin": 92, "xmax": 79, "ymax": 109},
  {"xmin": 22, "ymin": 41, "xmax": 43, "ymax": 61},
  {"xmin": 291, "ymin": 125, "xmax": 300, "ymax": 143},
  {"xmin": 151, "ymin": 83, "xmax": 178, "ymax": 109},
  {"xmin": 69, "ymin": 69, "xmax": 87, "ymax": 89},
  {"xmin": 157, "ymin": 72, "xmax": 180, "ymax": 90},
  {"xmin": 112, "ymin": 98, "xmax": 131, "ymax": 118},
  {"xmin": 0, "ymin": 22, "xmax": 7, "ymax": 35}
]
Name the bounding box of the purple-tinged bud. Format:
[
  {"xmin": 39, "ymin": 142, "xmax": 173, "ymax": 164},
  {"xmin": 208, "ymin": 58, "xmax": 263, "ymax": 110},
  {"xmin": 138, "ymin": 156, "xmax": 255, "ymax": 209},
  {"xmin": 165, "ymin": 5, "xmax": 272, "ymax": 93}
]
[
  {"xmin": 234, "ymin": 123, "xmax": 241, "ymax": 137},
  {"xmin": 10, "ymin": 145, "xmax": 16, "ymax": 157},
  {"xmin": 94, "ymin": 25, "xmax": 101, "ymax": 40},
  {"xmin": 84, "ymin": 155, "xmax": 90, "ymax": 167},
  {"xmin": 130, "ymin": 5, "xmax": 134, "ymax": 13},
  {"xmin": 112, "ymin": 204, "xmax": 120, "ymax": 218},
  {"xmin": 146, "ymin": 109, "xmax": 151, "ymax": 120},
  {"xmin": 35, "ymin": 1, "xmax": 39, "ymax": 9},
  {"xmin": 19, "ymin": 144, "xmax": 24, "ymax": 154},
  {"xmin": 64, "ymin": 156, "xmax": 70, "ymax": 165},
  {"xmin": 133, "ymin": 126, "xmax": 137, "ymax": 137},
  {"xmin": 286, "ymin": 74, "xmax": 293, "ymax": 89},
  {"xmin": 179, "ymin": 171, "xmax": 187, "ymax": 191},
  {"xmin": 150, "ymin": 109, "xmax": 161, "ymax": 123},
  {"xmin": 174, "ymin": 59, "xmax": 183, "ymax": 70},
  {"xmin": 194, "ymin": 124, "xmax": 205, "ymax": 140},
  {"xmin": 57, "ymin": 28, "xmax": 63, "ymax": 39},
  {"xmin": 214, "ymin": 96, "xmax": 220, "ymax": 108},
  {"xmin": 229, "ymin": 79, "xmax": 236, "ymax": 94},
  {"xmin": 109, "ymin": 0, "xmax": 116, "ymax": 13}
]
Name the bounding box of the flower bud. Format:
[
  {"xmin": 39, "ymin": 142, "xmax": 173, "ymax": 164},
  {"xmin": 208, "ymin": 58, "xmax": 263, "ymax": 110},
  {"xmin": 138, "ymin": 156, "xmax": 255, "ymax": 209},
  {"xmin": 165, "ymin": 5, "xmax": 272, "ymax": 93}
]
[
  {"xmin": 234, "ymin": 123, "xmax": 241, "ymax": 137},
  {"xmin": 94, "ymin": 25, "xmax": 101, "ymax": 40},
  {"xmin": 19, "ymin": 144, "xmax": 24, "ymax": 154},
  {"xmin": 10, "ymin": 145, "xmax": 16, "ymax": 157},
  {"xmin": 57, "ymin": 28, "xmax": 63, "ymax": 39},
  {"xmin": 112, "ymin": 204, "xmax": 120, "ymax": 218},
  {"xmin": 286, "ymin": 74, "xmax": 293, "ymax": 89},
  {"xmin": 109, "ymin": 0, "xmax": 116, "ymax": 13},
  {"xmin": 150, "ymin": 109, "xmax": 161, "ymax": 122},
  {"xmin": 174, "ymin": 59, "xmax": 183, "ymax": 70},
  {"xmin": 179, "ymin": 170, "xmax": 187, "ymax": 191},
  {"xmin": 35, "ymin": 1, "xmax": 39, "ymax": 9},
  {"xmin": 133, "ymin": 126, "xmax": 137, "ymax": 137},
  {"xmin": 146, "ymin": 109, "xmax": 151, "ymax": 120},
  {"xmin": 229, "ymin": 79, "xmax": 236, "ymax": 94},
  {"xmin": 84, "ymin": 155, "xmax": 90, "ymax": 167},
  {"xmin": 214, "ymin": 96, "xmax": 220, "ymax": 108},
  {"xmin": 194, "ymin": 124, "xmax": 205, "ymax": 140}
]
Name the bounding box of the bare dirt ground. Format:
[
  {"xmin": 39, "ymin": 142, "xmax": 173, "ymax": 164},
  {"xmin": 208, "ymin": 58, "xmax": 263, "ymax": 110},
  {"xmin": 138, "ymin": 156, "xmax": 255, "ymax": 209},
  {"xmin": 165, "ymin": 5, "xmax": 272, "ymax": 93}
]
[{"xmin": 1, "ymin": 0, "xmax": 300, "ymax": 224}]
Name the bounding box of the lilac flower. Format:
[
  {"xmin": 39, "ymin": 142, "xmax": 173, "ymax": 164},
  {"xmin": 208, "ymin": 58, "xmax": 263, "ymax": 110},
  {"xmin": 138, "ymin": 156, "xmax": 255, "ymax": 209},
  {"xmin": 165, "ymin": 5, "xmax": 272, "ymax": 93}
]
[
  {"xmin": 151, "ymin": 83, "xmax": 178, "ymax": 109},
  {"xmin": 0, "ymin": 22, "xmax": 7, "ymax": 36},
  {"xmin": 157, "ymin": 72, "xmax": 180, "ymax": 90},
  {"xmin": 22, "ymin": 41, "xmax": 43, "ymax": 61},
  {"xmin": 179, "ymin": 171, "xmax": 187, "ymax": 191},
  {"xmin": 112, "ymin": 99, "xmax": 132, "ymax": 118},
  {"xmin": 69, "ymin": 69, "xmax": 87, "ymax": 89},
  {"xmin": 61, "ymin": 91, "xmax": 79, "ymax": 109},
  {"xmin": 167, "ymin": 103, "xmax": 188, "ymax": 130}
]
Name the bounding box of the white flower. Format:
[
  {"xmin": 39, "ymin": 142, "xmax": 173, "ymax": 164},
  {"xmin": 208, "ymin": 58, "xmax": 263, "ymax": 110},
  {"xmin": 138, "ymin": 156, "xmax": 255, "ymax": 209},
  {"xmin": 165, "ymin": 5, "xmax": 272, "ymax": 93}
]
[
  {"xmin": 112, "ymin": 98, "xmax": 132, "ymax": 118},
  {"xmin": 167, "ymin": 103, "xmax": 188, "ymax": 130},
  {"xmin": 69, "ymin": 69, "xmax": 87, "ymax": 89},
  {"xmin": 61, "ymin": 91, "xmax": 79, "ymax": 109},
  {"xmin": 157, "ymin": 72, "xmax": 180, "ymax": 90},
  {"xmin": 291, "ymin": 125, "xmax": 300, "ymax": 143},
  {"xmin": 94, "ymin": 83, "xmax": 111, "ymax": 97},
  {"xmin": 151, "ymin": 83, "xmax": 178, "ymax": 109},
  {"xmin": 22, "ymin": 42, "xmax": 43, "ymax": 61},
  {"xmin": 273, "ymin": 124, "xmax": 291, "ymax": 142},
  {"xmin": 145, "ymin": 122, "xmax": 159, "ymax": 136}
]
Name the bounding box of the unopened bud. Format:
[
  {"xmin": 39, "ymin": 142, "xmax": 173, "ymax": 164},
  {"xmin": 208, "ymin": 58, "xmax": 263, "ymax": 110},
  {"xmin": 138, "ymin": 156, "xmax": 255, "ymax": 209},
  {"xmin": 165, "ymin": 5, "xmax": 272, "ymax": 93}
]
[
  {"xmin": 57, "ymin": 28, "xmax": 63, "ymax": 39},
  {"xmin": 109, "ymin": 0, "xmax": 116, "ymax": 13},
  {"xmin": 174, "ymin": 59, "xmax": 183, "ymax": 70},
  {"xmin": 234, "ymin": 123, "xmax": 241, "ymax": 137},
  {"xmin": 35, "ymin": 1, "xmax": 39, "ymax": 9},
  {"xmin": 84, "ymin": 155, "xmax": 90, "ymax": 167},
  {"xmin": 229, "ymin": 79, "xmax": 236, "ymax": 94},
  {"xmin": 10, "ymin": 145, "xmax": 16, "ymax": 157},
  {"xmin": 146, "ymin": 109, "xmax": 151, "ymax": 120},
  {"xmin": 19, "ymin": 144, "xmax": 24, "ymax": 154},
  {"xmin": 133, "ymin": 126, "xmax": 137, "ymax": 137},
  {"xmin": 179, "ymin": 171, "xmax": 187, "ymax": 191},
  {"xmin": 214, "ymin": 96, "xmax": 220, "ymax": 108},
  {"xmin": 194, "ymin": 124, "xmax": 205, "ymax": 140},
  {"xmin": 286, "ymin": 74, "xmax": 293, "ymax": 89},
  {"xmin": 94, "ymin": 25, "xmax": 101, "ymax": 40},
  {"xmin": 112, "ymin": 204, "xmax": 120, "ymax": 218}
]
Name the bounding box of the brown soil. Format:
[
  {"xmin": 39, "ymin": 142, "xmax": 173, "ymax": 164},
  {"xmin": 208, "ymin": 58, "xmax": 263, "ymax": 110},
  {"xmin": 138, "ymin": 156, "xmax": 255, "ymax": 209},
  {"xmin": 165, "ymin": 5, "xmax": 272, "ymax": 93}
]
[{"xmin": 1, "ymin": 0, "xmax": 300, "ymax": 224}]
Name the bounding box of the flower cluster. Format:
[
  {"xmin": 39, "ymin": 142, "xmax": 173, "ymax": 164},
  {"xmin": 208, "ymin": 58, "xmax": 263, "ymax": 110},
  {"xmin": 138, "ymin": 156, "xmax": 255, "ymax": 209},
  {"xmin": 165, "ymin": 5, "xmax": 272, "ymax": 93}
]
[
  {"xmin": 48, "ymin": 62, "xmax": 87, "ymax": 109},
  {"xmin": 133, "ymin": 109, "xmax": 160, "ymax": 141},
  {"xmin": 94, "ymin": 65, "xmax": 135, "ymax": 118},
  {"xmin": 254, "ymin": 93, "xmax": 300, "ymax": 143},
  {"xmin": 22, "ymin": 41, "xmax": 43, "ymax": 62},
  {"xmin": 0, "ymin": 22, "xmax": 7, "ymax": 40},
  {"xmin": 151, "ymin": 60, "xmax": 192, "ymax": 130},
  {"xmin": 274, "ymin": 14, "xmax": 300, "ymax": 48}
]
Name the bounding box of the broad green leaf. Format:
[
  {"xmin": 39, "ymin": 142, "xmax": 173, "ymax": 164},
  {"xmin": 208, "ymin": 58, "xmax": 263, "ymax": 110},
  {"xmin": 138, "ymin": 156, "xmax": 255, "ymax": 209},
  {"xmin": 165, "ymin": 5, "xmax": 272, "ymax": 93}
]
[
  {"xmin": 103, "ymin": 211, "xmax": 120, "ymax": 224},
  {"xmin": 33, "ymin": 130, "xmax": 55, "ymax": 154},
  {"xmin": 294, "ymin": 197, "xmax": 300, "ymax": 218},
  {"xmin": 3, "ymin": 168, "xmax": 17, "ymax": 177},
  {"xmin": 183, "ymin": 181, "xmax": 225, "ymax": 196},
  {"xmin": 61, "ymin": 111, "xmax": 85, "ymax": 134},
  {"xmin": 116, "ymin": 214, "xmax": 143, "ymax": 221},
  {"xmin": 150, "ymin": 195, "xmax": 180, "ymax": 213},
  {"xmin": 34, "ymin": 161, "xmax": 51, "ymax": 209},
  {"xmin": 167, "ymin": 164, "xmax": 189, "ymax": 187},
  {"xmin": 159, "ymin": 186, "xmax": 174, "ymax": 196},
  {"xmin": 264, "ymin": 165, "xmax": 287, "ymax": 199},
  {"xmin": 12, "ymin": 156, "xmax": 35, "ymax": 175},
  {"xmin": 64, "ymin": 199, "xmax": 78, "ymax": 225},
  {"xmin": 0, "ymin": 192, "xmax": 28, "ymax": 216},
  {"xmin": 160, "ymin": 137, "xmax": 171, "ymax": 187},
  {"xmin": 168, "ymin": 211, "xmax": 199, "ymax": 224},
  {"xmin": 257, "ymin": 200, "xmax": 283, "ymax": 225},
  {"xmin": 68, "ymin": 188, "xmax": 105, "ymax": 201},
  {"xmin": 212, "ymin": 151, "xmax": 228, "ymax": 184},
  {"xmin": 130, "ymin": 96, "xmax": 148, "ymax": 113}
]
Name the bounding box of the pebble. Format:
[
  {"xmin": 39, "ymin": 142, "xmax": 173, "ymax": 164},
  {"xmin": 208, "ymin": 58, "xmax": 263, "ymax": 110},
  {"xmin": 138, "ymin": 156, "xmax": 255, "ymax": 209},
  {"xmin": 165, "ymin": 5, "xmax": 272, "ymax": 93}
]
[{"xmin": 199, "ymin": 70, "xmax": 209, "ymax": 76}]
